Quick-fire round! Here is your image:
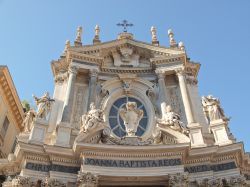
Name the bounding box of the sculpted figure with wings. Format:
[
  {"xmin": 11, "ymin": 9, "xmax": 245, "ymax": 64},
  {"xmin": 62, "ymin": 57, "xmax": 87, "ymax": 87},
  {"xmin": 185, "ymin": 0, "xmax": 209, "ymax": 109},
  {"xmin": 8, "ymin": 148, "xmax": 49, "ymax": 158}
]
[{"xmin": 119, "ymin": 102, "xmax": 144, "ymax": 137}]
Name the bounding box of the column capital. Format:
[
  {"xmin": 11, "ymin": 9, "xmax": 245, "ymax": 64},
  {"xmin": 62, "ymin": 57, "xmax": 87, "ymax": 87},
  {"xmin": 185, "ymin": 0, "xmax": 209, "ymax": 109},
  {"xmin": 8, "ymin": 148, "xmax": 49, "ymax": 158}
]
[
  {"xmin": 175, "ymin": 69, "xmax": 186, "ymax": 77},
  {"xmin": 77, "ymin": 172, "xmax": 99, "ymax": 187},
  {"xmin": 168, "ymin": 173, "xmax": 189, "ymax": 187},
  {"xmin": 68, "ymin": 65, "xmax": 79, "ymax": 75},
  {"xmin": 89, "ymin": 69, "xmax": 99, "ymax": 77},
  {"xmin": 185, "ymin": 75, "xmax": 198, "ymax": 85},
  {"xmin": 155, "ymin": 69, "xmax": 165, "ymax": 78}
]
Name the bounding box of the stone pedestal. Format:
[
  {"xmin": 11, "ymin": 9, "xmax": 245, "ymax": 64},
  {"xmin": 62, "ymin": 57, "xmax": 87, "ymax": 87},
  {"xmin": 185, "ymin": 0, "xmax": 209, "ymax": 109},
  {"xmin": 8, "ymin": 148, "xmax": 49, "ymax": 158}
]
[
  {"xmin": 29, "ymin": 118, "xmax": 48, "ymax": 144},
  {"xmin": 188, "ymin": 123, "xmax": 207, "ymax": 148},
  {"xmin": 55, "ymin": 122, "xmax": 72, "ymax": 147},
  {"xmin": 210, "ymin": 119, "xmax": 232, "ymax": 146}
]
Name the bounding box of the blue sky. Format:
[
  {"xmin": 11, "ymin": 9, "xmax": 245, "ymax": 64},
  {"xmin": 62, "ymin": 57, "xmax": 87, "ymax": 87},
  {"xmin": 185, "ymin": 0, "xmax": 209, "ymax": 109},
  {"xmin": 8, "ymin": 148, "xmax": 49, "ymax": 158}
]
[{"xmin": 0, "ymin": 0, "xmax": 250, "ymax": 151}]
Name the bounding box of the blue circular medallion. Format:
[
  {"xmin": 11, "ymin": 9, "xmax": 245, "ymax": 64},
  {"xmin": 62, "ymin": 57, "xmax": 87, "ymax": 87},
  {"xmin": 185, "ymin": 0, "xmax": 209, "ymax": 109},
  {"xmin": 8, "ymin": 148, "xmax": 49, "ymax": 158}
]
[{"xmin": 108, "ymin": 96, "xmax": 148, "ymax": 137}]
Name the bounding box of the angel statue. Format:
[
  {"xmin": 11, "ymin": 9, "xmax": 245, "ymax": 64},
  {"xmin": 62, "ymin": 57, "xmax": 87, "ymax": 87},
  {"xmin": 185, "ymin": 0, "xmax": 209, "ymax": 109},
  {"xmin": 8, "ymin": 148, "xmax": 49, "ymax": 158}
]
[
  {"xmin": 156, "ymin": 102, "xmax": 186, "ymax": 133},
  {"xmin": 80, "ymin": 103, "xmax": 104, "ymax": 133},
  {"xmin": 202, "ymin": 95, "xmax": 227, "ymax": 123},
  {"xmin": 32, "ymin": 92, "xmax": 55, "ymax": 120},
  {"xmin": 119, "ymin": 102, "xmax": 144, "ymax": 137},
  {"xmin": 22, "ymin": 109, "xmax": 36, "ymax": 133}
]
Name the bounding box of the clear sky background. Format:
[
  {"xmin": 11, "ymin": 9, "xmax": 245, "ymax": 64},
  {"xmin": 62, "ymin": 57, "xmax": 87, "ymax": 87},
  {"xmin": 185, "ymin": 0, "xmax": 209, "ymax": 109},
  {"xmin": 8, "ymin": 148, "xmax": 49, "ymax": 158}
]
[{"xmin": 0, "ymin": 0, "xmax": 250, "ymax": 151}]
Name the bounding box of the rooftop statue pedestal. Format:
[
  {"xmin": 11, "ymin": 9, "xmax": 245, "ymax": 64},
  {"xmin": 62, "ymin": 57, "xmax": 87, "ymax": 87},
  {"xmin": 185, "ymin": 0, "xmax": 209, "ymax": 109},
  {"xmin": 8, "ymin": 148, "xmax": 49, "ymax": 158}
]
[
  {"xmin": 28, "ymin": 118, "xmax": 48, "ymax": 145},
  {"xmin": 55, "ymin": 122, "xmax": 72, "ymax": 147},
  {"xmin": 187, "ymin": 123, "xmax": 207, "ymax": 148},
  {"xmin": 209, "ymin": 119, "xmax": 233, "ymax": 146}
]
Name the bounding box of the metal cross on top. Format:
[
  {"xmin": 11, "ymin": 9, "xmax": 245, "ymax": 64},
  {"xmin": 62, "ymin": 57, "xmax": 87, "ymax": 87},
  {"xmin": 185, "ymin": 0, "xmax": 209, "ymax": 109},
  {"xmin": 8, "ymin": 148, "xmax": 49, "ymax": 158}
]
[{"xmin": 117, "ymin": 20, "xmax": 133, "ymax": 33}]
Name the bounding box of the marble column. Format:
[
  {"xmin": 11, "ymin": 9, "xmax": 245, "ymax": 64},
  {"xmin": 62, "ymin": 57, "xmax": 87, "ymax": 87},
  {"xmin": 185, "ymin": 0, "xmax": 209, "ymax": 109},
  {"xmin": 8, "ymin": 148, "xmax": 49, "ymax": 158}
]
[
  {"xmin": 176, "ymin": 70, "xmax": 206, "ymax": 147},
  {"xmin": 155, "ymin": 69, "xmax": 168, "ymax": 104},
  {"xmin": 87, "ymin": 69, "xmax": 98, "ymax": 110},
  {"xmin": 61, "ymin": 65, "xmax": 78, "ymax": 122},
  {"xmin": 176, "ymin": 70, "xmax": 194, "ymax": 125}
]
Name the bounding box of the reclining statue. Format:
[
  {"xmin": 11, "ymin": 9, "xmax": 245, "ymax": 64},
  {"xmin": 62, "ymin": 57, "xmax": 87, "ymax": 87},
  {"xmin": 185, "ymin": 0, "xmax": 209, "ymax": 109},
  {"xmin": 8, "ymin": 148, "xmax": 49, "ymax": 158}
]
[
  {"xmin": 156, "ymin": 103, "xmax": 187, "ymax": 134},
  {"xmin": 80, "ymin": 103, "xmax": 105, "ymax": 133}
]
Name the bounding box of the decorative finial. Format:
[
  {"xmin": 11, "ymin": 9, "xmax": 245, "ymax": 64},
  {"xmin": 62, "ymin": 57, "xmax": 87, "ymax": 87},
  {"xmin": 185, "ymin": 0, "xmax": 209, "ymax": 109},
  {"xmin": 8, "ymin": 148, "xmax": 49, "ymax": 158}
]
[
  {"xmin": 151, "ymin": 26, "xmax": 159, "ymax": 46},
  {"xmin": 74, "ymin": 26, "xmax": 82, "ymax": 47},
  {"xmin": 178, "ymin": 41, "xmax": 185, "ymax": 51},
  {"xmin": 117, "ymin": 20, "xmax": 133, "ymax": 33},
  {"xmin": 168, "ymin": 29, "xmax": 177, "ymax": 48},
  {"xmin": 93, "ymin": 25, "xmax": 101, "ymax": 44},
  {"xmin": 62, "ymin": 40, "xmax": 70, "ymax": 56}
]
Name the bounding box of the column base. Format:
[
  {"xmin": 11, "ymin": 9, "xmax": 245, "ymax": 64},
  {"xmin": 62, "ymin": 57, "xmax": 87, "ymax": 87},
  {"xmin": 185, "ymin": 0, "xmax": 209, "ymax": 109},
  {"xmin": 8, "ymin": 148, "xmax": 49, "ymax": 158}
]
[
  {"xmin": 55, "ymin": 122, "xmax": 72, "ymax": 147},
  {"xmin": 187, "ymin": 123, "xmax": 207, "ymax": 148},
  {"xmin": 28, "ymin": 118, "xmax": 48, "ymax": 145},
  {"xmin": 210, "ymin": 119, "xmax": 233, "ymax": 146}
]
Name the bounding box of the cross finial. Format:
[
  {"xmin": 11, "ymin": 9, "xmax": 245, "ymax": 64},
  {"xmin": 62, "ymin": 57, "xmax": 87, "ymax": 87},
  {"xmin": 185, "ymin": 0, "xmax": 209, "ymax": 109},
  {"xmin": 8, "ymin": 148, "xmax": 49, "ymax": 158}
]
[{"xmin": 117, "ymin": 20, "xmax": 133, "ymax": 33}]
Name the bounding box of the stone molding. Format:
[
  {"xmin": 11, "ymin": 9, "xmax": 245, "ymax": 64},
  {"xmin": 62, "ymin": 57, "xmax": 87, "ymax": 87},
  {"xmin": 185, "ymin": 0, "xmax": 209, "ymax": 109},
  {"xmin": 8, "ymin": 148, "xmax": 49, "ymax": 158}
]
[{"xmin": 0, "ymin": 66, "xmax": 24, "ymax": 130}]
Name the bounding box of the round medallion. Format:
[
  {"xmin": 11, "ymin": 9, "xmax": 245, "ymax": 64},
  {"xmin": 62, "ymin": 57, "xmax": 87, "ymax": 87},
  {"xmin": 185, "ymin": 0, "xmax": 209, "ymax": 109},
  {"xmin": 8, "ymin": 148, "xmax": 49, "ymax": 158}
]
[{"xmin": 108, "ymin": 96, "xmax": 148, "ymax": 137}]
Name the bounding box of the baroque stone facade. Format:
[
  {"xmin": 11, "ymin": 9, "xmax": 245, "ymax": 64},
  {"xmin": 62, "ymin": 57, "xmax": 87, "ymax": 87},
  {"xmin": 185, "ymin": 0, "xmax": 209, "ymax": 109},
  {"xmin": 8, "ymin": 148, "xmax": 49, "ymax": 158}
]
[{"xmin": 0, "ymin": 26, "xmax": 250, "ymax": 187}]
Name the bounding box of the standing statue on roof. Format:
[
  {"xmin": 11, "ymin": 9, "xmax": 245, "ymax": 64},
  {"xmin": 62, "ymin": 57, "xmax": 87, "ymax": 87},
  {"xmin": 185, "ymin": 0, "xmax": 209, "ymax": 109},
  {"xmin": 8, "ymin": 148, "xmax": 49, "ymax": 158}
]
[
  {"xmin": 32, "ymin": 92, "xmax": 55, "ymax": 120},
  {"xmin": 202, "ymin": 95, "xmax": 227, "ymax": 123}
]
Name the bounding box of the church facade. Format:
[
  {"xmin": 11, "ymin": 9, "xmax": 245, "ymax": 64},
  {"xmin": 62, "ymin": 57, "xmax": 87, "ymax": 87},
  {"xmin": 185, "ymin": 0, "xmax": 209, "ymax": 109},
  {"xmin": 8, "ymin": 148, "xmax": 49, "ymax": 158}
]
[{"xmin": 1, "ymin": 25, "xmax": 250, "ymax": 187}]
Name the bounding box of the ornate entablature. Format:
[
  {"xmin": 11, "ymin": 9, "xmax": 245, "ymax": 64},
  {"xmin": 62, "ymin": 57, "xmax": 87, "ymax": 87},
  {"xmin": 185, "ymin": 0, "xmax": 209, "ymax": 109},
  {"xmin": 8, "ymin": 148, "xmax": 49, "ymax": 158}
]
[{"xmin": 1, "ymin": 25, "xmax": 250, "ymax": 187}]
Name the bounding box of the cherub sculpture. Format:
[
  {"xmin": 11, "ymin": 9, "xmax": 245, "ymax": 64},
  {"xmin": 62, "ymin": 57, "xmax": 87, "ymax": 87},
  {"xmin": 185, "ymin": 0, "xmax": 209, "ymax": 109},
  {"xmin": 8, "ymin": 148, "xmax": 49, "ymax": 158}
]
[
  {"xmin": 80, "ymin": 103, "xmax": 104, "ymax": 133},
  {"xmin": 32, "ymin": 92, "xmax": 55, "ymax": 119},
  {"xmin": 22, "ymin": 109, "xmax": 36, "ymax": 133},
  {"xmin": 156, "ymin": 103, "xmax": 186, "ymax": 133},
  {"xmin": 119, "ymin": 102, "xmax": 144, "ymax": 137},
  {"xmin": 202, "ymin": 95, "xmax": 226, "ymax": 123}
]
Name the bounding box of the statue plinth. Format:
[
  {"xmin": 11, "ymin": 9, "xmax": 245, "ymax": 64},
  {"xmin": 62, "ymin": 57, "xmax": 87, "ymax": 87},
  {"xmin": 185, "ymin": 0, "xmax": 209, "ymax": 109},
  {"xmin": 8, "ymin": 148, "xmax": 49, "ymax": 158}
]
[{"xmin": 121, "ymin": 136, "xmax": 142, "ymax": 145}]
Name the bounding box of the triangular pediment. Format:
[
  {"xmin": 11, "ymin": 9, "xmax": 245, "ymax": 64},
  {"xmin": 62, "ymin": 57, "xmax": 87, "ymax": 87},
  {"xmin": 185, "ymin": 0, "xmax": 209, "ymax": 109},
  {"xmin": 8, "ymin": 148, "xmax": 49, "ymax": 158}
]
[{"xmin": 67, "ymin": 38, "xmax": 185, "ymax": 69}]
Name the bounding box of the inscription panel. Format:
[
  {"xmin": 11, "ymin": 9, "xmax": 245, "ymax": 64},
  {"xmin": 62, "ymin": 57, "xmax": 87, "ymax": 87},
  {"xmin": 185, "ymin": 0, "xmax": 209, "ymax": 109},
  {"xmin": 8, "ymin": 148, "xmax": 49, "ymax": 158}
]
[
  {"xmin": 184, "ymin": 162, "xmax": 237, "ymax": 173},
  {"xmin": 25, "ymin": 162, "xmax": 80, "ymax": 174},
  {"xmin": 84, "ymin": 158, "xmax": 181, "ymax": 168}
]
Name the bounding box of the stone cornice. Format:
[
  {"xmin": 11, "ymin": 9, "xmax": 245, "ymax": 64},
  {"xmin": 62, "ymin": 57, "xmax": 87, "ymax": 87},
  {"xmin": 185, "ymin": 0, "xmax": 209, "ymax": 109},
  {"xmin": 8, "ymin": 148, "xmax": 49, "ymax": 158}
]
[
  {"xmin": 150, "ymin": 54, "xmax": 185, "ymax": 65},
  {"xmin": 0, "ymin": 66, "xmax": 24, "ymax": 130},
  {"xmin": 68, "ymin": 50, "xmax": 103, "ymax": 64},
  {"xmin": 101, "ymin": 67, "xmax": 153, "ymax": 74},
  {"xmin": 71, "ymin": 38, "xmax": 185, "ymax": 56}
]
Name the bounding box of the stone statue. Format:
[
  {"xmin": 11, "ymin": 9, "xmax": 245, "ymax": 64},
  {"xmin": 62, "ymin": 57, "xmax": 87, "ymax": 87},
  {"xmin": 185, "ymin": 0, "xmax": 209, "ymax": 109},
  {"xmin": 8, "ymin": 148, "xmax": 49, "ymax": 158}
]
[
  {"xmin": 119, "ymin": 102, "xmax": 144, "ymax": 137},
  {"xmin": 202, "ymin": 95, "xmax": 226, "ymax": 122},
  {"xmin": 22, "ymin": 109, "xmax": 36, "ymax": 133},
  {"xmin": 157, "ymin": 103, "xmax": 186, "ymax": 133},
  {"xmin": 32, "ymin": 92, "xmax": 55, "ymax": 120},
  {"xmin": 80, "ymin": 103, "xmax": 104, "ymax": 133}
]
